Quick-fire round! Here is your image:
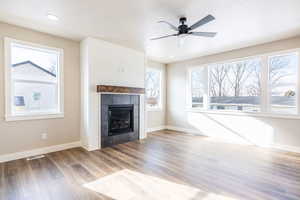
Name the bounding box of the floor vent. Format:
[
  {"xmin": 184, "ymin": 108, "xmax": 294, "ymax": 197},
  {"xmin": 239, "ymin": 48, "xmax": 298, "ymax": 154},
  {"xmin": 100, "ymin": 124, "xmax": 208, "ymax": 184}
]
[{"xmin": 26, "ymin": 155, "xmax": 45, "ymax": 161}]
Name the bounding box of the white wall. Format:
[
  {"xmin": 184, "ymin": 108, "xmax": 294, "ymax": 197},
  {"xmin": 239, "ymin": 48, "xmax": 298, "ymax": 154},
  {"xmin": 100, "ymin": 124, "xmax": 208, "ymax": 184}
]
[
  {"xmin": 81, "ymin": 37, "xmax": 145, "ymax": 150},
  {"xmin": 0, "ymin": 22, "xmax": 80, "ymax": 156},
  {"xmin": 88, "ymin": 38, "xmax": 145, "ymax": 88},
  {"xmin": 146, "ymin": 60, "xmax": 166, "ymax": 131},
  {"xmin": 167, "ymin": 36, "xmax": 300, "ymax": 152}
]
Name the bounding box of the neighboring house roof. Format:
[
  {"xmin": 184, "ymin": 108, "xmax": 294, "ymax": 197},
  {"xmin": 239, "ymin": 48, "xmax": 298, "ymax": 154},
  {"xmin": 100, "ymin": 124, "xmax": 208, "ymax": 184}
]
[{"xmin": 12, "ymin": 61, "xmax": 56, "ymax": 77}]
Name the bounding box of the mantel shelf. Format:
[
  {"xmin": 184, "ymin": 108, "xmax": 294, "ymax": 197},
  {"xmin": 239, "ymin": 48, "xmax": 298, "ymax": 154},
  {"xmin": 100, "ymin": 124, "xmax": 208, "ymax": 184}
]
[{"xmin": 97, "ymin": 85, "xmax": 145, "ymax": 94}]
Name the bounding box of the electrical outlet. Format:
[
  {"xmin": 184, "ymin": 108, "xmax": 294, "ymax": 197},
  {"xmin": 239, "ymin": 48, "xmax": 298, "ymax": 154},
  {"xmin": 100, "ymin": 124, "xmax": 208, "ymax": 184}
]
[
  {"xmin": 41, "ymin": 133, "xmax": 48, "ymax": 140},
  {"xmin": 120, "ymin": 67, "xmax": 125, "ymax": 72},
  {"xmin": 118, "ymin": 66, "xmax": 125, "ymax": 73}
]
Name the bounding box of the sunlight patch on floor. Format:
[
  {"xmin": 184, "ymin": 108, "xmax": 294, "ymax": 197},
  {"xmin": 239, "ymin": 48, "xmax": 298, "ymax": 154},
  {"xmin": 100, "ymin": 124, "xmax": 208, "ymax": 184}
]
[
  {"xmin": 187, "ymin": 112, "xmax": 274, "ymax": 147},
  {"xmin": 83, "ymin": 169, "xmax": 238, "ymax": 200}
]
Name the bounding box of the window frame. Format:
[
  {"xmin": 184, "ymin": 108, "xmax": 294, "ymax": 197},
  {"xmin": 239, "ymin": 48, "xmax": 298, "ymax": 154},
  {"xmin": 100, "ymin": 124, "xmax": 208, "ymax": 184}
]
[
  {"xmin": 145, "ymin": 67, "xmax": 163, "ymax": 111},
  {"xmin": 187, "ymin": 48, "xmax": 300, "ymax": 119},
  {"xmin": 4, "ymin": 37, "xmax": 64, "ymax": 121}
]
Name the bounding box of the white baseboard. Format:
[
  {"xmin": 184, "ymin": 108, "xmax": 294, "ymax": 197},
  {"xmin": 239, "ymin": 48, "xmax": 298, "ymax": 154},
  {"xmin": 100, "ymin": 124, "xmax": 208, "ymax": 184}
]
[
  {"xmin": 81, "ymin": 144, "xmax": 99, "ymax": 151},
  {"xmin": 165, "ymin": 125, "xmax": 204, "ymax": 135},
  {"xmin": 271, "ymin": 144, "xmax": 300, "ymax": 154},
  {"xmin": 146, "ymin": 126, "xmax": 166, "ymax": 133},
  {"xmin": 0, "ymin": 141, "xmax": 81, "ymax": 163}
]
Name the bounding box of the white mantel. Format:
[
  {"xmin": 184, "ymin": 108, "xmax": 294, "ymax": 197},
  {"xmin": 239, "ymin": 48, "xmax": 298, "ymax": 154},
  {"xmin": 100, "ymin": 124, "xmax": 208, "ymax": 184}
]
[{"xmin": 80, "ymin": 37, "xmax": 146, "ymax": 151}]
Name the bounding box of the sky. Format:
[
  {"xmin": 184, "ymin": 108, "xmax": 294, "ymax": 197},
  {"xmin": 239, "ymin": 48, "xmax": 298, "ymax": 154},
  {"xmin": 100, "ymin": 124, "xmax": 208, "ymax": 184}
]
[
  {"xmin": 11, "ymin": 43, "xmax": 58, "ymax": 74},
  {"xmin": 270, "ymin": 54, "xmax": 297, "ymax": 96}
]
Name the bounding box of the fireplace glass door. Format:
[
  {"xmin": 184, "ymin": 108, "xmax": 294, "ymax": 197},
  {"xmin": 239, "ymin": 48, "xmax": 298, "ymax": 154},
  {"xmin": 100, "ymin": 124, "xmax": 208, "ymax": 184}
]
[{"xmin": 108, "ymin": 105, "xmax": 134, "ymax": 136}]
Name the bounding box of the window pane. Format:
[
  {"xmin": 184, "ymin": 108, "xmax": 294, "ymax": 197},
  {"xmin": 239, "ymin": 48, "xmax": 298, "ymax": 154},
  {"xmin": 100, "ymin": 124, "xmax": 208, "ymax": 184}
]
[
  {"xmin": 269, "ymin": 53, "xmax": 298, "ymax": 114},
  {"xmin": 11, "ymin": 42, "xmax": 60, "ymax": 115},
  {"xmin": 11, "ymin": 43, "xmax": 58, "ymax": 75},
  {"xmin": 13, "ymin": 81, "xmax": 58, "ymax": 114},
  {"xmin": 146, "ymin": 69, "xmax": 161, "ymax": 108},
  {"xmin": 191, "ymin": 69, "xmax": 206, "ymax": 108},
  {"xmin": 209, "ymin": 58, "xmax": 261, "ymax": 111}
]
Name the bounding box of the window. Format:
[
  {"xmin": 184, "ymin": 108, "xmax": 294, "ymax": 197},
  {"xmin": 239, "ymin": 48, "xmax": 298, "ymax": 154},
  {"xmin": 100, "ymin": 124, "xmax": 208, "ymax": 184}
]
[
  {"xmin": 208, "ymin": 58, "xmax": 261, "ymax": 111},
  {"xmin": 269, "ymin": 53, "xmax": 298, "ymax": 114},
  {"xmin": 188, "ymin": 49, "xmax": 300, "ymax": 117},
  {"xmin": 145, "ymin": 68, "xmax": 162, "ymax": 109},
  {"xmin": 191, "ymin": 68, "xmax": 207, "ymax": 108},
  {"xmin": 5, "ymin": 38, "xmax": 64, "ymax": 121}
]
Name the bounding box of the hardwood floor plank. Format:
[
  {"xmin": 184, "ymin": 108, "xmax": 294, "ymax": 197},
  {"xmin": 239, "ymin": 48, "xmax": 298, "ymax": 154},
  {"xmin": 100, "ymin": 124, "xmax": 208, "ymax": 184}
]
[
  {"xmin": 14, "ymin": 159, "xmax": 41, "ymax": 200},
  {"xmin": 0, "ymin": 162, "xmax": 4, "ymax": 200},
  {"xmin": 3, "ymin": 161, "xmax": 21, "ymax": 200},
  {"xmin": 1, "ymin": 130, "xmax": 300, "ymax": 200},
  {"xmin": 47, "ymin": 151, "xmax": 108, "ymax": 200},
  {"xmin": 68, "ymin": 148, "xmax": 107, "ymax": 177}
]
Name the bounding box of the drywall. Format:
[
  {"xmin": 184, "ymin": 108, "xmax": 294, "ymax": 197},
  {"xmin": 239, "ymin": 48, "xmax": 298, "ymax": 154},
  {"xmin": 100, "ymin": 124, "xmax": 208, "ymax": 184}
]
[
  {"xmin": 146, "ymin": 60, "xmax": 166, "ymax": 131},
  {"xmin": 167, "ymin": 36, "xmax": 300, "ymax": 150},
  {"xmin": 80, "ymin": 38, "xmax": 145, "ymax": 150},
  {"xmin": 0, "ymin": 22, "xmax": 80, "ymax": 156}
]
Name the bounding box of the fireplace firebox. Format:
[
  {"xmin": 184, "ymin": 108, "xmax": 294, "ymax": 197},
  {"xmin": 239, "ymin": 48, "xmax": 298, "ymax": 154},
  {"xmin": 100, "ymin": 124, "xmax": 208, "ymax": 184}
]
[
  {"xmin": 101, "ymin": 94, "xmax": 139, "ymax": 148},
  {"xmin": 108, "ymin": 105, "xmax": 134, "ymax": 136}
]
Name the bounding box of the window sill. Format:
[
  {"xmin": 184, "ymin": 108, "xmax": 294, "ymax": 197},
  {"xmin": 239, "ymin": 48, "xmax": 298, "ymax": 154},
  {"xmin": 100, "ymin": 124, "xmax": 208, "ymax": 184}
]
[
  {"xmin": 185, "ymin": 108, "xmax": 300, "ymax": 120},
  {"xmin": 5, "ymin": 113, "xmax": 64, "ymax": 122}
]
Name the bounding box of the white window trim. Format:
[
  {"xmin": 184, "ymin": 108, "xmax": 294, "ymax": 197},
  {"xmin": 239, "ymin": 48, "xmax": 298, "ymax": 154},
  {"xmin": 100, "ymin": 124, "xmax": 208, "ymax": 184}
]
[
  {"xmin": 146, "ymin": 67, "xmax": 163, "ymax": 112},
  {"xmin": 4, "ymin": 37, "xmax": 64, "ymax": 121},
  {"xmin": 187, "ymin": 48, "xmax": 300, "ymax": 119}
]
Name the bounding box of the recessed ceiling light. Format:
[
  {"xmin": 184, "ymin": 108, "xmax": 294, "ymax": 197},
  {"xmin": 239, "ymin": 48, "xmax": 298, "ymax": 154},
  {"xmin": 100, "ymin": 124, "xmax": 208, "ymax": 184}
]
[{"xmin": 47, "ymin": 14, "xmax": 59, "ymax": 21}]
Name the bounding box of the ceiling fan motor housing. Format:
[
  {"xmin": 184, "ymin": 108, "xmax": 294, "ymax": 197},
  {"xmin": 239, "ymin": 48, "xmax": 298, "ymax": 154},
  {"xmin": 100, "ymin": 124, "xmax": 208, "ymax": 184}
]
[{"xmin": 179, "ymin": 17, "xmax": 189, "ymax": 34}]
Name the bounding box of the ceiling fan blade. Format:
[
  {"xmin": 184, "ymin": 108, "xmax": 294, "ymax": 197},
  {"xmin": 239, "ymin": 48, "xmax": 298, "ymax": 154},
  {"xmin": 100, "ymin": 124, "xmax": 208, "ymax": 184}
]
[
  {"xmin": 189, "ymin": 15, "xmax": 215, "ymax": 30},
  {"xmin": 157, "ymin": 21, "xmax": 178, "ymax": 31},
  {"xmin": 150, "ymin": 34, "xmax": 177, "ymax": 40},
  {"xmin": 190, "ymin": 32, "xmax": 217, "ymax": 37}
]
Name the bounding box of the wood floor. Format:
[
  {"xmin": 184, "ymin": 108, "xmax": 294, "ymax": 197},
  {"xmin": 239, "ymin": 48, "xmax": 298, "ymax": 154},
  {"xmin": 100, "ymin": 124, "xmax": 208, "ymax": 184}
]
[{"xmin": 1, "ymin": 130, "xmax": 300, "ymax": 200}]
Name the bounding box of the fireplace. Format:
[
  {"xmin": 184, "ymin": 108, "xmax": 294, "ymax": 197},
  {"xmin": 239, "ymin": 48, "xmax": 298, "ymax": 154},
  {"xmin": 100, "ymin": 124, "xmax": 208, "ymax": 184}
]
[
  {"xmin": 108, "ymin": 105, "xmax": 134, "ymax": 136},
  {"xmin": 101, "ymin": 94, "xmax": 140, "ymax": 148}
]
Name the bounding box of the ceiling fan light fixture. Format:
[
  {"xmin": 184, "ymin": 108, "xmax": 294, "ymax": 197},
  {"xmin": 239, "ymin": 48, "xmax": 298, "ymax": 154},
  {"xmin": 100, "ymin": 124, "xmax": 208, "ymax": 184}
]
[
  {"xmin": 47, "ymin": 13, "xmax": 59, "ymax": 21},
  {"xmin": 178, "ymin": 37, "xmax": 186, "ymax": 47},
  {"xmin": 178, "ymin": 33, "xmax": 189, "ymax": 38}
]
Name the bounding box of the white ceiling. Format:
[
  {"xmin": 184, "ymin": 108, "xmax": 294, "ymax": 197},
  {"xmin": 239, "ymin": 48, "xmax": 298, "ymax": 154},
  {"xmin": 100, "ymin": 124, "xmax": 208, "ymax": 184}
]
[{"xmin": 0, "ymin": 0, "xmax": 300, "ymax": 63}]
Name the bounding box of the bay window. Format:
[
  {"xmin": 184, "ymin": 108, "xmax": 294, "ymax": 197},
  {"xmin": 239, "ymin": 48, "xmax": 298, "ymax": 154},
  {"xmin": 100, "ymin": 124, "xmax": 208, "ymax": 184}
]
[{"xmin": 188, "ymin": 49, "xmax": 300, "ymax": 117}]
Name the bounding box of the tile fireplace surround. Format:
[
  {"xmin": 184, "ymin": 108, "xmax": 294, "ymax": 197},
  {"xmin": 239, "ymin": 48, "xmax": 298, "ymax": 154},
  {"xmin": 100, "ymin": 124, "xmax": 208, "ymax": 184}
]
[{"xmin": 97, "ymin": 85, "xmax": 146, "ymax": 148}]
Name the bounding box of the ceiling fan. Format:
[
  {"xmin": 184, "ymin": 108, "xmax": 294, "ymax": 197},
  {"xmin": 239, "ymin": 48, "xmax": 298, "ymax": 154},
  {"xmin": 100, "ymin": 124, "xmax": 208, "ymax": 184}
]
[{"xmin": 151, "ymin": 14, "xmax": 217, "ymax": 41}]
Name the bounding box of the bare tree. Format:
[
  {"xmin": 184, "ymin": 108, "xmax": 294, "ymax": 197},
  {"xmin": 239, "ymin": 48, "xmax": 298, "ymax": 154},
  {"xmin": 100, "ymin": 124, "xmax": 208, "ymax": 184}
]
[
  {"xmin": 249, "ymin": 56, "xmax": 293, "ymax": 96},
  {"xmin": 270, "ymin": 56, "xmax": 292, "ymax": 86},
  {"xmin": 145, "ymin": 71, "xmax": 160, "ymax": 106},
  {"xmin": 208, "ymin": 56, "xmax": 291, "ymax": 100},
  {"xmin": 209, "ymin": 64, "xmax": 228, "ymax": 96},
  {"xmin": 227, "ymin": 62, "xmax": 255, "ymax": 96},
  {"xmin": 246, "ymin": 61, "xmax": 261, "ymax": 96},
  {"xmin": 244, "ymin": 57, "xmax": 292, "ymax": 97},
  {"xmin": 246, "ymin": 85, "xmax": 260, "ymax": 96}
]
